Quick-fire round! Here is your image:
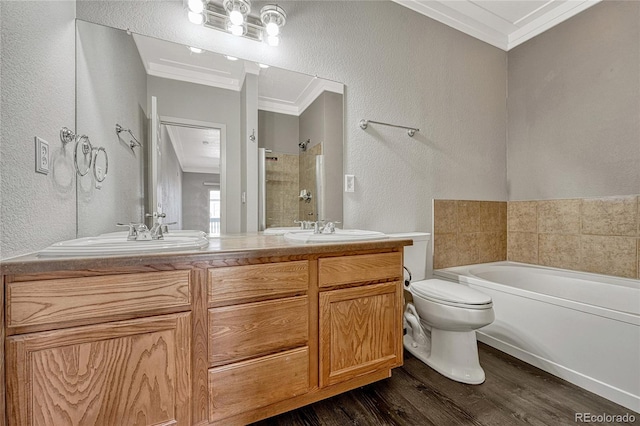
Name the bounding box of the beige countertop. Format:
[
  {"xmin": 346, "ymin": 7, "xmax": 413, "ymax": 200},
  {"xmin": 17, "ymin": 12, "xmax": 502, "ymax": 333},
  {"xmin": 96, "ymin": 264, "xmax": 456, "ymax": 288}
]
[{"xmin": 1, "ymin": 233, "xmax": 412, "ymax": 276}]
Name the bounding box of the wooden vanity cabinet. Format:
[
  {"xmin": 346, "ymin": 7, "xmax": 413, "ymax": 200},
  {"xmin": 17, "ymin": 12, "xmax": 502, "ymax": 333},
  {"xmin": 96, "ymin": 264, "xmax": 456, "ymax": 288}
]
[
  {"xmin": 6, "ymin": 313, "xmax": 191, "ymax": 426},
  {"xmin": 206, "ymin": 261, "xmax": 311, "ymax": 424},
  {"xmin": 1, "ymin": 243, "xmax": 407, "ymax": 426},
  {"xmin": 317, "ymin": 252, "xmax": 404, "ymax": 387},
  {"xmin": 4, "ymin": 270, "xmax": 194, "ymax": 426}
]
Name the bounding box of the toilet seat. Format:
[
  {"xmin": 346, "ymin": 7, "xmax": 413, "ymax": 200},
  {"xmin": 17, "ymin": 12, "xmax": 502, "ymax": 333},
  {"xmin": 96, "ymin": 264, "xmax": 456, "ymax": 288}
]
[{"xmin": 410, "ymin": 279, "xmax": 493, "ymax": 309}]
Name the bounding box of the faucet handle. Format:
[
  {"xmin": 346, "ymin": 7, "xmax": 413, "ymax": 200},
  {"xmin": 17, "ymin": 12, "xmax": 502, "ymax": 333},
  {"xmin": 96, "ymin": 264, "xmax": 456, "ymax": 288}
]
[{"xmin": 117, "ymin": 222, "xmax": 148, "ymax": 240}]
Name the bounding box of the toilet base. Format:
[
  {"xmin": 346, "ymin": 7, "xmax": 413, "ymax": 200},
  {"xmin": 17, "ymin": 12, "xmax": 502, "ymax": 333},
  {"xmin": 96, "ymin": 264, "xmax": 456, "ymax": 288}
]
[{"xmin": 404, "ymin": 330, "xmax": 486, "ymax": 385}]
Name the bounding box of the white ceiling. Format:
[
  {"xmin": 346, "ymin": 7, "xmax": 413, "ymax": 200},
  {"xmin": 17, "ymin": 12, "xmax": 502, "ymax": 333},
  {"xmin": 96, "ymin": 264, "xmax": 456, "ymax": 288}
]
[
  {"xmin": 165, "ymin": 125, "xmax": 221, "ymax": 174},
  {"xmin": 392, "ymin": 0, "xmax": 602, "ymax": 50},
  {"xmin": 133, "ymin": 34, "xmax": 343, "ymax": 116}
]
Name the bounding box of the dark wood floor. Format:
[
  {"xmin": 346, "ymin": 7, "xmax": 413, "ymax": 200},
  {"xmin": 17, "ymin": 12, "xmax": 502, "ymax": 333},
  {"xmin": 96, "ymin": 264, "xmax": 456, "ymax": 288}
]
[{"xmin": 253, "ymin": 343, "xmax": 638, "ymax": 426}]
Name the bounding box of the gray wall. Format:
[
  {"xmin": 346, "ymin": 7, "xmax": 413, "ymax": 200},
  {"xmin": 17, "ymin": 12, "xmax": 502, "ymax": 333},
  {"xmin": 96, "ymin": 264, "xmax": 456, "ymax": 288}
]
[
  {"xmin": 76, "ymin": 20, "xmax": 147, "ymax": 237},
  {"xmin": 299, "ymin": 92, "xmax": 344, "ymax": 223},
  {"xmin": 76, "ymin": 0, "xmax": 508, "ymax": 239},
  {"xmin": 258, "ymin": 110, "xmax": 300, "ymax": 155},
  {"xmin": 507, "ymin": 1, "xmax": 640, "ymax": 200},
  {"xmin": 182, "ymin": 172, "xmax": 219, "ymax": 232},
  {"xmin": 147, "ymin": 76, "xmax": 242, "ymax": 233},
  {"xmin": 1, "ymin": 1, "xmax": 77, "ymax": 259},
  {"xmin": 322, "ymin": 92, "xmax": 343, "ymax": 224}
]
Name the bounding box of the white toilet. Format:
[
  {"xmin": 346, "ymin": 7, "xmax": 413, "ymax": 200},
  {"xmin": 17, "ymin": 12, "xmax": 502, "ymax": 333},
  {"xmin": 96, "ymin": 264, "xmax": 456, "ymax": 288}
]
[{"xmin": 389, "ymin": 232, "xmax": 495, "ymax": 384}]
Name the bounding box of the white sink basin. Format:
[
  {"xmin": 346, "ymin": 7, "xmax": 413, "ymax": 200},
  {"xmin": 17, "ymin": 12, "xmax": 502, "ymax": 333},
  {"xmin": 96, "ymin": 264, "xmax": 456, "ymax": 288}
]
[
  {"xmin": 39, "ymin": 233, "xmax": 209, "ymax": 257},
  {"xmin": 263, "ymin": 227, "xmax": 308, "ymax": 235},
  {"xmin": 283, "ymin": 229, "xmax": 388, "ymax": 243}
]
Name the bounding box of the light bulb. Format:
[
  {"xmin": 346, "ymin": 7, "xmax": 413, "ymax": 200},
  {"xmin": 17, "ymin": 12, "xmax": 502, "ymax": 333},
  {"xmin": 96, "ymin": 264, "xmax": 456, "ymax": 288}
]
[
  {"xmin": 229, "ymin": 9, "xmax": 244, "ymax": 26},
  {"xmin": 265, "ymin": 21, "xmax": 279, "ymax": 36},
  {"xmin": 229, "ymin": 24, "xmax": 244, "ymax": 36},
  {"xmin": 266, "ymin": 34, "xmax": 280, "ymax": 47},
  {"xmin": 188, "ymin": 11, "xmax": 204, "ymax": 25},
  {"xmin": 187, "ymin": 0, "xmax": 204, "ymax": 14}
]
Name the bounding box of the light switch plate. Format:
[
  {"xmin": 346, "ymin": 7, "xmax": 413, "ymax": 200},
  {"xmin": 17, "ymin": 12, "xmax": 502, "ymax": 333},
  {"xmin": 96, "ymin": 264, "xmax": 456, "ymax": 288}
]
[
  {"xmin": 35, "ymin": 137, "xmax": 50, "ymax": 175},
  {"xmin": 345, "ymin": 174, "xmax": 355, "ymax": 192}
]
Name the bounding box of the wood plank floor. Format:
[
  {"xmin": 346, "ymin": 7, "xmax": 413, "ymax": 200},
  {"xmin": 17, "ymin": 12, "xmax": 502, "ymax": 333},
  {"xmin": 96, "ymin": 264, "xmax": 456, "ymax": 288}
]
[{"xmin": 253, "ymin": 343, "xmax": 638, "ymax": 426}]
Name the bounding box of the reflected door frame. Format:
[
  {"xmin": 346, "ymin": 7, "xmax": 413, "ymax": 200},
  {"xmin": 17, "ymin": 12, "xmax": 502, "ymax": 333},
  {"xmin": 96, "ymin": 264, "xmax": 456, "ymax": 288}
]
[{"xmin": 160, "ymin": 116, "xmax": 227, "ymax": 234}]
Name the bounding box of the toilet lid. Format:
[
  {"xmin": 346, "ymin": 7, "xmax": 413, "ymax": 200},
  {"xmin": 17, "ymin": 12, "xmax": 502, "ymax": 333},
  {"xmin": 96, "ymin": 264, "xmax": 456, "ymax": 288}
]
[{"xmin": 410, "ymin": 279, "xmax": 492, "ymax": 307}]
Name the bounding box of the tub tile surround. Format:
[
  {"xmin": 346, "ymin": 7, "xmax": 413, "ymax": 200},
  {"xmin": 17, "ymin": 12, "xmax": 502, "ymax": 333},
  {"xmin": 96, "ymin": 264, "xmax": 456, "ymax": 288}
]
[
  {"xmin": 434, "ymin": 196, "xmax": 640, "ymax": 279},
  {"xmin": 433, "ymin": 200, "xmax": 507, "ymax": 269},
  {"xmin": 508, "ymin": 195, "xmax": 640, "ymax": 279}
]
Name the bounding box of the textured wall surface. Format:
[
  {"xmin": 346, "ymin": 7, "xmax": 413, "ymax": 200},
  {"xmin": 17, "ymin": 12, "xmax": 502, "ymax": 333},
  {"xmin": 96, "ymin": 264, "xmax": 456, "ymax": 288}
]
[
  {"xmin": 507, "ymin": 1, "xmax": 640, "ymax": 200},
  {"xmin": 76, "ymin": 0, "xmax": 508, "ymax": 241},
  {"xmin": 76, "ymin": 20, "xmax": 147, "ymax": 237},
  {"xmin": 1, "ymin": 1, "xmax": 76, "ymax": 259}
]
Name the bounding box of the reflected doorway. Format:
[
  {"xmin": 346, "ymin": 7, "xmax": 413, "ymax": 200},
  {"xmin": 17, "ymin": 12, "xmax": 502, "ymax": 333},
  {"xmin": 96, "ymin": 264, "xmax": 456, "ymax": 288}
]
[{"xmin": 158, "ymin": 116, "xmax": 226, "ymax": 235}]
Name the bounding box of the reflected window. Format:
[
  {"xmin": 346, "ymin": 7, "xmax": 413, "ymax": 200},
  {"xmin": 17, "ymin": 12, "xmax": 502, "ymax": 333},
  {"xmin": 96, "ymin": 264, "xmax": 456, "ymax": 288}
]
[{"xmin": 209, "ymin": 190, "xmax": 221, "ymax": 235}]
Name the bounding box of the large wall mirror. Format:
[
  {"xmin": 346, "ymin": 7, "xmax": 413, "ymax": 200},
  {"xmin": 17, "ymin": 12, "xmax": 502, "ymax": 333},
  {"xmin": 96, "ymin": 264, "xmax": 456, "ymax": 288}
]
[{"xmin": 75, "ymin": 20, "xmax": 344, "ymax": 237}]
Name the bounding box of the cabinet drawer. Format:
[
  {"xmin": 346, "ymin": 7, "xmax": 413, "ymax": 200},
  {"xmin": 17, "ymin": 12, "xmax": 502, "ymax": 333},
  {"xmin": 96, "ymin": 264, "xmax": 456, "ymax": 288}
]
[
  {"xmin": 208, "ymin": 261, "xmax": 308, "ymax": 305},
  {"xmin": 208, "ymin": 296, "xmax": 308, "ymax": 366},
  {"xmin": 7, "ymin": 270, "xmax": 191, "ymax": 330},
  {"xmin": 208, "ymin": 347, "xmax": 309, "ymax": 423},
  {"xmin": 318, "ymin": 252, "xmax": 402, "ymax": 288}
]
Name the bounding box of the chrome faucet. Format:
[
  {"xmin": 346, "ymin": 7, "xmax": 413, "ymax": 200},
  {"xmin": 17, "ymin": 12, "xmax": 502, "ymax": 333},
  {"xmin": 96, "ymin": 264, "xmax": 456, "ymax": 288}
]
[
  {"xmin": 294, "ymin": 220, "xmax": 315, "ymax": 230},
  {"xmin": 116, "ymin": 223, "xmax": 152, "ymax": 241},
  {"xmin": 313, "ymin": 220, "xmax": 341, "ymax": 234},
  {"xmin": 146, "ymin": 212, "xmax": 175, "ymax": 240}
]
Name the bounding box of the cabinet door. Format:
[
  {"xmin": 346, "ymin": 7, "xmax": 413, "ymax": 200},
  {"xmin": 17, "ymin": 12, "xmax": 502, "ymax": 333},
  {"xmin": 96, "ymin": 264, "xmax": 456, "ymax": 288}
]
[
  {"xmin": 319, "ymin": 282, "xmax": 402, "ymax": 387},
  {"xmin": 6, "ymin": 313, "xmax": 191, "ymax": 426}
]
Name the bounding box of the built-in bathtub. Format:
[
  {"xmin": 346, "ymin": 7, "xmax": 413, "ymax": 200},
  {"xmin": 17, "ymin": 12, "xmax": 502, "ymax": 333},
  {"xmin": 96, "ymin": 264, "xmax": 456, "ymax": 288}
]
[{"xmin": 435, "ymin": 261, "xmax": 640, "ymax": 412}]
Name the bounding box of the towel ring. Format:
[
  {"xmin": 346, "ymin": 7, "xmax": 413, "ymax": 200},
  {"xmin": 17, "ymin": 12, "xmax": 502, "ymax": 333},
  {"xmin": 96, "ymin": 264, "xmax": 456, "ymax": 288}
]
[
  {"xmin": 93, "ymin": 147, "xmax": 109, "ymax": 183},
  {"xmin": 74, "ymin": 135, "xmax": 93, "ymax": 176}
]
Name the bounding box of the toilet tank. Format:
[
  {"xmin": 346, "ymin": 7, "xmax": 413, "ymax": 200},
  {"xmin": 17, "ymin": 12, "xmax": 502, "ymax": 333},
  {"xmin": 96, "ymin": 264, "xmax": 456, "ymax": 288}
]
[{"xmin": 387, "ymin": 232, "xmax": 431, "ymax": 281}]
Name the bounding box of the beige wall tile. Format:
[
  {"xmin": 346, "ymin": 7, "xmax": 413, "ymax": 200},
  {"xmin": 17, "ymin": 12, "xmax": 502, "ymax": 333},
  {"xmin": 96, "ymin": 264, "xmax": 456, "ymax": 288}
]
[
  {"xmin": 457, "ymin": 233, "xmax": 479, "ymax": 266},
  {"xmin": 479, "ymin": 202, "xmax": 503, "ymax": 232},
  {"xmin": 507, "ymin": 232, "xmax": 538, "ymax": 264},
  {"xmin": 457, "ymin": 201, "xmax": 481, "ymax": 233},
  {"xmin": 433, "ymin": 200, "xmax": 458, "ymax": 233},
  {"xmin": 581, "ymin": 196, "xmax": 638, "ymax": 236},
  {"xmin": 580, "ymin": 235, "xmax": 637, "ymax": 279},
  {"xmin": 637, "ymin": 196, "xmax": 640, "ymax": 236},
  {"xmin": 538, "ymin": 199, "xmax": 581, "ymax": 234},
  {"xmin": 508, "ymin": 201, "xmax": 537, "ymax": 233},
  {"xmin": 478, "ymin": 232, "xmax": 505, "ymax": 263},
  {"xmin": 433, "ymin": 233, "xmax": 458, "ymax": 269},
  {"xmin": 637, "ymin": 238, "xmax": 639, "ymax": 279},
  {"xmin": 538, "ymin": 234, "xmax": 581, "ymax": 271}
]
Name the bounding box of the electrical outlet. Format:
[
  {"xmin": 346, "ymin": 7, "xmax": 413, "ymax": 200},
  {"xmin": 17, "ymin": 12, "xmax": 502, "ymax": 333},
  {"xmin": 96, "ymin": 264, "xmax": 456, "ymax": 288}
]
[
  {"xmin": 35, "ymin": 137, "xmax": 50, "ymax": 175},
  {"xmin": 345, "ymin": 174, "xmax": 355, "ymax": 193}
]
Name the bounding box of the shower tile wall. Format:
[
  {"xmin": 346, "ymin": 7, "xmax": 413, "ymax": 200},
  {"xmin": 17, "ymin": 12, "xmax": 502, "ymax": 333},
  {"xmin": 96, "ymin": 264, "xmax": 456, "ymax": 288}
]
[
  {"xmin": 265, "ymin": 152, "xmax": 299, "ymax": 228},
  {"xmin": 298, "ymin": 143, "xmax": 322, "ymax": 221},
  {"xmin": 433, "ymin": 200, "xmax": 507, "ymax": 269},
  {"xmin": 508, "ymin": 195, "xmax": 640, "ymax": 279}
]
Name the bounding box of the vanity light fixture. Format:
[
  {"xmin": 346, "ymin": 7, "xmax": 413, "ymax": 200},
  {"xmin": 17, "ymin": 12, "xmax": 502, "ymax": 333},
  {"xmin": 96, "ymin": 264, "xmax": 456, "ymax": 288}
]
[
  {"xmin": 187, "ymin": 1, "xmax": 287, "ymax": 46},
  {"xmin": 187, "ymin": 0, "xmax": 206, "ymax": 24}
]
